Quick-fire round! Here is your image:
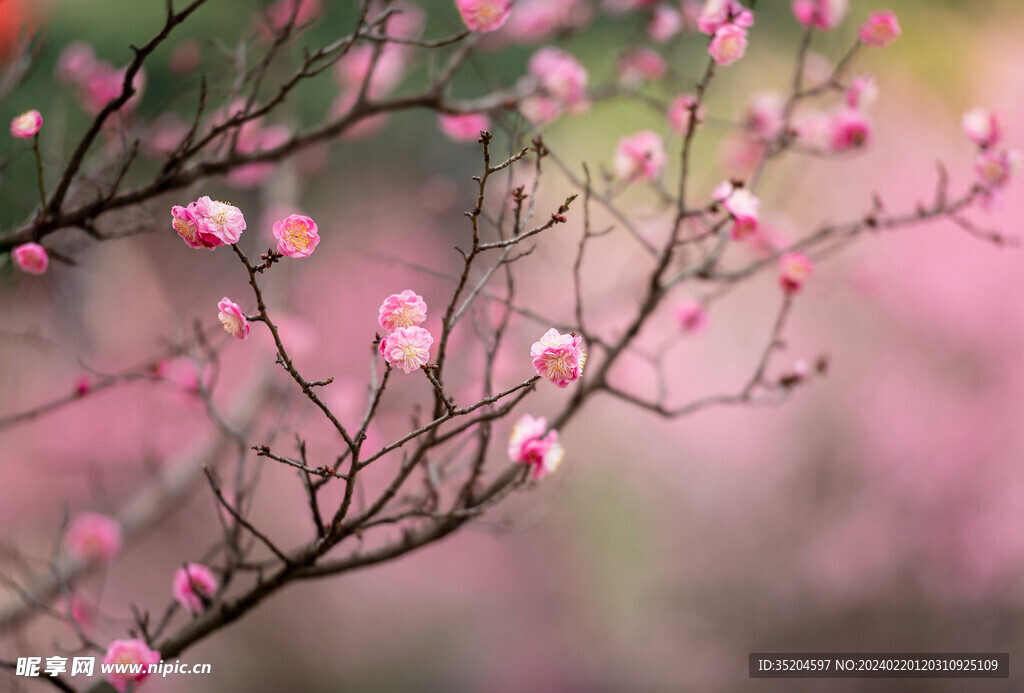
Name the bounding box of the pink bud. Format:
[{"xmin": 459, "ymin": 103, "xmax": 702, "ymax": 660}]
[{"xmin": 12, "ymin": 243, "xmax": 48, "ymax": 275}]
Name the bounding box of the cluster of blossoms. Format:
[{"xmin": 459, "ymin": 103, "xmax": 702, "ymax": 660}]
[
  {"xmin": 103, "ymin": 639, "xmax": 161, "ymax": 692},
  {"xmin": 55, "ymin": 41, "xmax": 145, "ymax": 116},
  {"xmin": 963, "ymin": 107, "xmax": 1021, "ymax": 202},
  {"xmin": 698, "ymin": 0, "xmax": 754, "ymax": 66},
  {"xmin": 171, "ymin": 196, "xmax": 247, "ymax": 250},
  {"xmin": 531, "ymin": 328, "xmax": 586, "ymax": 388},
  {"xmin": 521, "ymin": 46, "xmax": 590, "ymax": 126},
  {"xmin": 9, "ymin": 109, "xmax": 41, "ymax": 139},
  {"xmin": 172, "ymin": 563, "xmax": 219, "ymax": 613},
  {"xmin": 508, "ymin": 414, "xmax": 564, "ymax": 480},
  {"xmin": 378, "ymin": 290, "xmax": 434, "ymax": 373}
]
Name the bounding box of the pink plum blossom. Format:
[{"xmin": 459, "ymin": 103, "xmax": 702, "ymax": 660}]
[
  {"xmin": 529, "ymin": 47, "xmax": 589, "ymax": 109},
  {"xmin": 531, "ymin": 328, "xmax": 586, "ymax": 388},
  {"xmin": 171, "ymin": 203, "xmax": 221, "ymax": 250},
  {"xmin": 674, "ymin": 300, "xmax": 708, "ymax": 334},
  {"xmin": 667, "ymin": 94, "xmax": 705, "ymax": 134},
  {"xmin": 82, "ymin": 64, "xmax": 146, "ymax": 116},
  {"xmin": 614, "ymin": 130, "xmax": 666, "ymax": 181},
  {"xmin": 10, "ymin": 110, "xmax": 41, "ymax": 138},
  {"xmin": 218, "ymin": 297, "xmax": 250, "ymax": 340},
  {"xmin": 142, "ymin": 114, "xmax": 189, "ymax": 158},
  {"xmin": 65, "ymin": 512, "xmax": 122, "ymax": 563},
  {"xmin": 858, "ymin": 10, "xmax": 901, "ymax": 47},
  {"xmin": 829, "ymin": 108, "xmax": 871, "ymax": 151},
  {"xmin": 379, "ymin": 290, "xmax": 428, "ymax": 332},
  {"xmin": 193, "ymin": 196, "xmax": 246, "ymax": 245},
  {"xmin": 845, "ymin": 75, "xmax": 878, "ymax": 110},
  {"xmin": 648, "ymin": 4, "xmax": 684, "ymax": 43},
  {"xmin": 55, "ymin": 41, "xmax": 97, "ymax": 85},
  {"xmin": 455, "ymin": 0, "xmax": 512, "ymax": 33},
  {"xmin": 103, "ymin": 639, "xmax": 160, "ymax": 693},
  {"xmin": 262, "ymin": 0, "xmax": 322, "ymax": 36},
  {"xmin": 334, "ymin": 44, "xmax": 407, "ymax": 98},
  {"xmin": 12, "ymin": 243, "xmax": 48, "ymax": 274},
  {"xmin": 792, "ymin": 0, "xmax": 848, "ymax": 30},
  {"xmin": 744, "ymin": 90, "xmax": 785, "ymax": 140},
  {"xmin": 697, "ymin": 0, "xmax": 754, "ymax": 35},
  {"xmin": 713, "ymin": 181, "xmax": 760, "ymax": 240},
  {"xmin": 382, "ymin": 325, "xmax": 434, "ymax": 373},
  {"xmin": 975, "ymin": 149, "xmax": 1022, "ymax": 190},
  {"xmin": 519, "ymin": 95, "xmax": 562, "ymax": 126},
  {"xmin": 439, "ymin": 113, "xmax": 490, "ymax": 142},
  {"xmin": 617, "ymin": 47, "xmax": 667, "ymax": 84},
  {"xmin": 505, "ymin": 0, "xmax": 591, "ymax": 43},
  {"xmin": 272, "ymin": 214, "xmax": 320, "ymax": 258},
  {"xmin": 508, "ymin": 414, "xmax": 565, "ymax": 480},
  {"xmin": 708, "ymin": 24, "xmax": 748, "ymax": 66},
  {"xmin": 172, "ymin": 563, "xmax": 219, "ymax": 613},
  {"xmin": 778, "ymin": 252, "xmax": 812, "ymax": 293},
  {"xmin": 962, "ymin": 108, "xmax": 1002, "ymax": 149}
]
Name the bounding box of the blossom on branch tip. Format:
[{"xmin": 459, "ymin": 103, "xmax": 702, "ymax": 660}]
[
  {"xmin": 455, "ymin": 0, "xmax": 512, "ymax": 33},
  {"xmin": 272, "ymin": 214, "xmax": 320, "ymax": 258},
  {"xmin": 379, "ymin": 290, "xmax": 428, "ymax": 332},
  {"xmin": 65, "ymin": 513, "xmax": 122, "ymax": 563},
  {"xmin": 172, "ymin": 563, "xmax": 219, "ymax": 613},
  {"xmin": 103, "ymin": 639, "xmax": 160, "ymax": 693},
  {"xmin": 962, "ymin": 108, "xmax": 1002, "ymax": 149},
  {"xmin": 615, "ymin": 130, "xmax": 666, "ymax": 181},
  {"xmin": 439, "ymin": 113, "xmax": 490, "ymax": 142},
  {"xmin": 193, "ymin": 196, "xmax": 246, "ymax": 245},
  {"xmin": 531, "ymin": 328, "xmax": 586, "ymax": 388},
  {"xmin": 708, "ymin": 24, "xmax": 749, "ymax": 66},
  {"xmin": 10, "ymin": 110, "xmax": 41, "ymax": 138},
  {"xmin": 508, "ymin": 414, "xmax": 565, "ymax": 479},
  {"xmin": 779, "ymin": 252, "xmax": 812, "ymax": 293},
  {"xmin": 713, "ymin": 181, "xmax": 760, "ymax": 240},
  {"xmin": 858, "ymin": 10, "xmax": 901, "ymax": 48},
  {"xmin": 12, "ymin": 243, "xmax": 48, "ymax": 274},
  {"xmin": 218, "ymin": 297, "xmax": 250, "ymax": 340},
  {"xmin": 382, "ymin": 325, "xmax": 434, "ymax": 373},
  {"xmin": 975, "ymin": 149, "xmax": 1022, "ymax": 190},
  {"xmin": 792, "ymin": 0, "xmax": 848, "ymax": 30}
]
